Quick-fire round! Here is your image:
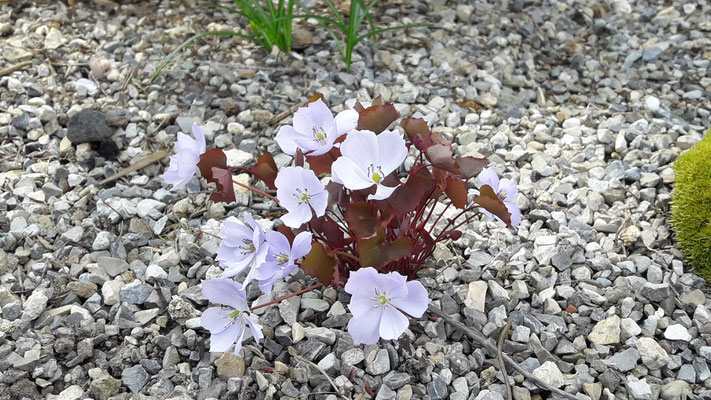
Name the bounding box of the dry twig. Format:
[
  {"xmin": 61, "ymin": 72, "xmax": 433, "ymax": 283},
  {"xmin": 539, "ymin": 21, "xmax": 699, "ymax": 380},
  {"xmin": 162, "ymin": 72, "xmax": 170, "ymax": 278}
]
[
  {"xmin": 497, "ymin": 318, "xmax": 513, "ymax": 400},
  {"xmin": 287, "ymin": 346, "xmax": 348, "ymax": 400},
  {"xmin": 98, "ymin": 150, "xmax": 167, "ymax": 185},
  {"xmin": 0, "ymin": 60, "xmax": 32, "ymax": 77},
  {"xmin": 428, "ymin": 305, "xmax": 580, "ymax": 400}
]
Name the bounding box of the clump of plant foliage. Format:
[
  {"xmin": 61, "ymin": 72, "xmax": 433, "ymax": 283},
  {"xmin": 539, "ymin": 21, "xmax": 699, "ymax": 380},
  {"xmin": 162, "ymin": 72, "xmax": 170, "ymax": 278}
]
[
  {"xmin": 671, "ymin": 127, "xmax": 711, "ymax": 279},
  {"xmin": 150, "ymin": 0, "xmax": 430, "ymax": 81}
]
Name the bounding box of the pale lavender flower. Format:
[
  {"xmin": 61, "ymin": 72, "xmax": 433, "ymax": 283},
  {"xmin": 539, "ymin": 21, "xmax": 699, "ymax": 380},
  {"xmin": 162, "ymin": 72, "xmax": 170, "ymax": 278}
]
[
  {"xmin": 331, "ymin": 129, "xmax": 407, "ymax": 200},
  {"xmin": 478, "ymin": 168, "xmax": 522, "ymax": 226},
  {"xmin": 216, "ymin": 213, "xmax": 268, "ymax": 278},
  {"xmin": 161, "ymin": 124, "xmax": 207, "ymax": 190},
  {"xmin": 200, "ymin": 278, "xmax": 263, "ymax": 355},
  {"xmin": 344, "ymin": 267, "xmax": 429, "ymax": 345},
  {"xmin": 275, "ymin": 167, "xmax": 328, "ymax": 228},
  {"xmin": 275, "ymin": 98, "xmax": 358, "ymax": 156},
  {"xmin": 249, "ymin": 231, "xmax": 312, "ymax": 293}
]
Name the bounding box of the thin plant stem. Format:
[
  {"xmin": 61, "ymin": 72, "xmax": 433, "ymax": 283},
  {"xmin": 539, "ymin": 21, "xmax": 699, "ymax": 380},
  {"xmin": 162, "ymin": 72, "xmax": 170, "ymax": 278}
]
[
  {"xmin": 232, "ymin": 177, "xmax": 279, "ymax": 203},
  {"xmin": 249, "ymin": 282, "xmax": 324, "ymax": 311}
]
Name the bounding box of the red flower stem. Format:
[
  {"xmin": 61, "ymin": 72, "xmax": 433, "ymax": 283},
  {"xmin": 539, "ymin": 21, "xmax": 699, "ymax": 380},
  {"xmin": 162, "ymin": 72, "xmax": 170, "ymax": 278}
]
[
  {"xmin": 434, "ymin": 209, "xmax": 482, "ymax": 242},
  {"xmin": 427, "ymin": 202, "xmax": 451, "ymax": 234},
  {"xmin": 249, "ymin": 282, "xmax": 324, "ymax": 311},
  {"xmin": 231, "ymin": 177, "xmax": 279, "ymax": 203}
]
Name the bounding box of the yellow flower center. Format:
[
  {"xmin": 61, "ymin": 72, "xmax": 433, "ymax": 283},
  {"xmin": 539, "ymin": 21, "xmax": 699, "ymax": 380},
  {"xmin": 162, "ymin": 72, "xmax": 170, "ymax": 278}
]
[
  {"xmin": 301, "ymin": 193, "xmax": 309, "ymax": 201},
  {"xmin": 378, "ymin": 295, "xmax": 387, "ymax": 304},
  {"xmin": 373, "ymin": 173, "xmax": 381, "ymax": 184},
  {"xmin": 229, "ymin": 309, "xmax": 241, "ymax": 319},
  {"xmin": 498, "ymin": 191, "xmax": 506, "ymax": 201}
]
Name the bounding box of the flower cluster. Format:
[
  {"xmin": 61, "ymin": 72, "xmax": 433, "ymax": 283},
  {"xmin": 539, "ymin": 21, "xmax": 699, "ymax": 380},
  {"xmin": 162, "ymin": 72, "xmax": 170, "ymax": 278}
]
[{"xmin": 162, "ymin": 95, "xmax": 522, "ymax": 353}]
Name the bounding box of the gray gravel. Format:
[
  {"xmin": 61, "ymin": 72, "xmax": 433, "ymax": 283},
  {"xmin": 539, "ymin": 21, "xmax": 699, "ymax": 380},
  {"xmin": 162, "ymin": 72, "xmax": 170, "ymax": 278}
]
[{"xmin": 1, "ymin": 0, "xmax": 710, "ymax": 399}]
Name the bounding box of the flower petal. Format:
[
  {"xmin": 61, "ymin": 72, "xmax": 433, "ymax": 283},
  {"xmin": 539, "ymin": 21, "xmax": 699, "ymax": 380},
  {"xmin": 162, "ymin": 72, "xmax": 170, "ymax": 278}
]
[
  {"xmin": 344, "ymin": 267, "xmax": 380, "ymax": 295},
  {"xmin": 201, "ymin": 278, "xmax": 248, "ymax": 310},
  {"xmin": 334, "ymin": 109, "xmax": 359, "ymax": 135},
  {"xmin": 275, "ymin": 125, "xmax": 304, "ymax": 156},
  {"xmin": 347, "ymin": 295, "xmax": 374, "ymax": 319},
  {"xmin": 347, "ymin": 307, "xmax": 383, "ymax": 345},
  {"xmin": 478, "ymin": 168, "xmax": 499, "ymax": 190},
  {"xmin": 309, "ymin": 190, "xmax": 329, "ymax": 217},
  {"xmin": 368, "ymin": 183, "xmax": 398, "ymax": 201},
  {"xmin": 244, "ymin": 314, "xmax": 264, "ymax": 345},
  {"xmin": 232, "ymin": 320, "xmax": 247, "ymax": 356},
  {"xmin": 281, "ymin": 203, "xmax": 313, "ymax": 228},
  {"xmin": 376, "ymin": 130, "xmax": 407, "ymax": 175},
  {"xmin": 506, "ymin": 202, "xmax": 522, "ymax": 226},
  {"xmin": 209, "ymin": 320, "xmax": 242, "ymax": 352},
  {"xmin": 379, "ymin": 306, "xmax": 410, "ymax": 341},
  {"xmin": 498, "ymin": 178, "xmax": 518, "ymax": 202},
  {"xmin": 291, "ymin": 232, "xmax": 313, "ymax": 259},
  {"xmin": 192, "ymin": 124, "xmax": 207, "ymax": 154},
  {"xmin": 390, "ymin": 280, "xmax": 430, "ymax": 318},
  {"xmin": 200, "ymin": 307, "xmax": 231, "ymax": 334},
  {"xmin": 331, "ymin": 157, "xmax": 374, "ymax": 190},
  {"xmin": 340, "ymin": 130, "xmax": 377, "ymax": 170},
  {"xmin": 305, "ymin": 98, "xmax": 335, "ymax": 132}
]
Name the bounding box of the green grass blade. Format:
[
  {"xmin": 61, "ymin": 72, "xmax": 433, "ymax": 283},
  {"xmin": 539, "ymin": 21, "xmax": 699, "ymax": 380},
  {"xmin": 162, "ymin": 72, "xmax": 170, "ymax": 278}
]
[
  {"xmin": 321, "ymin": 0, "xmax": 345, "ymax": 26},
  {"xmin": 149, "ymin": 31, "xmax": 263, "ymax": 82}
]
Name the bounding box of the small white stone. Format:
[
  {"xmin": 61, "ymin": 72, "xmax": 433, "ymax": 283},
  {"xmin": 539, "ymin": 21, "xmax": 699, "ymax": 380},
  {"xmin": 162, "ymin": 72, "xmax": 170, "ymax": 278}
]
[
  {"xmin": 533, "ymin": 361, "xmax": 564, "ymax": 388},
  {"xmin": 464, "ymin": 281, "xmax": 487, "ymax": 312},
  {"xmin": 664, "ymin": 324, "xmax": 691, "ymax": 342},
  {"xmin": 145, "ymin": 264, "xmax": 168, "ymax": 281}
]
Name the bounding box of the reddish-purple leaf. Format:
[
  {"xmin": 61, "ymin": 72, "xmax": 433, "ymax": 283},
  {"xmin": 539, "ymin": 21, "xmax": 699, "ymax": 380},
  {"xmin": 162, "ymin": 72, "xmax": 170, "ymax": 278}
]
[
  {"xmin": 295, "ymin": 148, "xmax": 305, "ymax": 167},
  {"xmin": 444, "ymin": 177, "xmax": 468, "ymax": 209},
  {"xmin": 474, "ymin": 185, "xmax": 512, "ymax": 226},
  {"xmin": 357, "ymin": 104, "xmax": 399, "ymax": 134},
  {"xmin": 325, "ymin": 181, "xmax": 345, "ymax": 208},
  {"xmin": 209, "ymin": 167, "xmax": 237, "ymax": 204},
  {"xmin": 277, "ymin": 224, "xmax": 296, "ymax": 245},
  {"xmin": 198, "ymin": 148, "xmax": 228, "ymax": 179},
  {"xmin": 401, "ymin": 117, "xmax": 431, "ymax": 145},
  {"xmin": 357, "ymin": 229, "xmax": 412, "ymax": 268},
  {"xmin": 306, "ymin": 147, "xmax": 340, "ymax": 174},
  {"xmin": 300, "ymin": 242, "xmax": 336, "ymax": 285},
  {"xmin": 344, "ymin": 202, "xmax": 379, "ymax": 238},
  {"xmin": 383, "ymin": 165, "xmax": 436, "ymax": 218},
  {"xmin": 251, "ymin": 152, "xmax": 278, "ymax": 190},
  {"xmin": 455, "ymin": 156, "xmax": 488, "ymax": 179},
  {"xmin": 309, "ymin": 216, "xmax": 345, "ymax": 246},
  {"xmin": 197, "ymin": 149, "xmax": 236, "ymax": 204}
]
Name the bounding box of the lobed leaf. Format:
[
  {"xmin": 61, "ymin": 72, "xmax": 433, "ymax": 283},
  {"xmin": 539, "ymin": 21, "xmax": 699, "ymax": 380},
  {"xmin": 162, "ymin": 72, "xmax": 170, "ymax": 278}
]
[
  {"xmin": 251, "ymin": 151, "xmax": 279, "ymax": 189},
  {"xmin": 357, "ymin": 229, "xmax": 412, "ymax": 268},
  {"xmin": 357, "ymin": 103, "xmax": 399, "ymax": 134},
  {"xmin": 300, "ymin": 242, "xmax": 337, "ymax": 285},
  {"xmin": 306, "ymin": 147, "xmax": 341, "ymax": 174},
  {"xmin": 344, "ymin": 202, "xmax": 379, "ymax": 237},
  {"xmin": 197, "ymin": 148, "xmax": 236, "ymax": 204},
  {"xmin": 382, "ymin": 165, "xmax": 436, "ymax": 218},
  {"xmin": 473, "ymin": 185, "xmax": 512, "ymax": 226},
  {"xmin": 444, "ymin": 177, "xmax": 468, "ymax": 209}
]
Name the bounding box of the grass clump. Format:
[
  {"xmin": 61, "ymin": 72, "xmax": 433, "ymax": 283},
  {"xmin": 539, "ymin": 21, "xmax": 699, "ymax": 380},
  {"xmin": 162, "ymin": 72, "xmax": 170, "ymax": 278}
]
[{"xmin": 671, "ymin": 127, "xmax": 711, "ymax": 280}]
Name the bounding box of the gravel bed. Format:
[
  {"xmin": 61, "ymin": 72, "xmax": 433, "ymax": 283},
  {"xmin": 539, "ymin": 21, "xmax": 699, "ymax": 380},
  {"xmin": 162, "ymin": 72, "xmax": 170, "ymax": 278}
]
[{"xmin": 1, "ymin": 0, "xmax": 710, "ymax": 399}]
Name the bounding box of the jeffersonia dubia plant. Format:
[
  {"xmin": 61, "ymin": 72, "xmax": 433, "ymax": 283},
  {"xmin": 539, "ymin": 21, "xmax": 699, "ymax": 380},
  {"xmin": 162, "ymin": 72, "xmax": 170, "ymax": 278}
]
[{"xmin": 162, "ymin": 94, "xmax": 521, "ymax": 352}]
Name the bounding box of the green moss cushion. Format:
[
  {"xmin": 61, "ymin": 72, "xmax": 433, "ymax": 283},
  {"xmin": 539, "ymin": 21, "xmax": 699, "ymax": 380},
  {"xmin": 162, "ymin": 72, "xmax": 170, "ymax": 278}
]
[{"xmin": 672, "ymin": 127, "xmax": 711, "ymax": 279}]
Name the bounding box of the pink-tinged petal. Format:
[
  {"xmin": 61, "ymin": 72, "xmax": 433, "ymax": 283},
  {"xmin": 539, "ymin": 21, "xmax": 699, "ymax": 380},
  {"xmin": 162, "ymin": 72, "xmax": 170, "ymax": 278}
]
[
  {"xmin": 265, "ymin": 231, "xmax": 291, "ymax": 254},
  {"xmin": 478, "ymin": 168, "xmax": 499, "ymax": 190},
  {"xmin": 292, "ymin": 104, "xmax": 315, "ymax": 134},
  {"xmin": 232, "ymin": 320, "xmax": 248, "ymax": 355},
  {"xmin": 221, "ymin": 257, "xmax": 253, "ymax": 278},
  {"xmin": 176, "ymin": 132, "xmax": 196, "ymax": 152},
  {"xmin": 378, "ymin": 272, "xmax": 409, "ymax": 299},
  {"xmin": 331, "ymin": 158, "xmax": 374, "ymax": 190},
  {"xmin": 161, "ymin": 168, "xmax": 184, "ymax": 189},
  {"xmin": 379, "ymin": 306, "xmax": 410, "ymax": 340},
  {"xmin": 390, "ymin": 280, "xmax": 429, "ymax": 318},
  {"xmin": 258, "ymin": 277, "xmax": 277, "ymax": 294},
  {"xmin": 176, "ymin": 150, "xmax": 199, "ymax": 177},
  {"xmin": 243, "ymin": 212, "xmax": 264, "ymax": 236},
  {"xmin": 281, "ymin": 203, "xmax": 313, "ymax": 228},
  {"xmin": 347, "ymin": 307, "xmax": 383, "ymax": 345},
  {"xmin": 376, "ymin": 130, "xmax": 407, "ymax": 175},
  {"xmin": 334, "ymin": 109, "xmax": 359, "ymax": 136},
  {"xmin": 192, "ymin": 124, "xmax": 207, "ymax": 154},
  {"xmin": 300, "ymin": 168, "xmax": 324, "ymax": 193},
  {"xmin": 293, "ymin": 137, "xmax": 323, "ymax": 155},
  {"xmin": 309, "ymin": 190, "xmax": 328, "ymax": 217},
  {"xmin": 209, "ymin": 320, "xmax": 242, "ymax": 352},
  {"xmin": 221, "ymin": 217, "xmax": 253, "ymax": 246},
  {"xmin": 347, "ymin": 295, "xmax": 374, "ymax": 319},
  {"xmin": 306, "ymin": 99, "xmax": 335, "ymax": 132},
  {"xmin": 344, "ymin": 267, "xmax": 380, "ymax": 295},
  {"xmin": 498, "ymin": 178, "xmax": 518, "ymax": 202},
  {"xmin": 368, "ymin": 183, "xmax": 398, "ymax": 201},
  {"xmin": 201, "ymin": 278, "xmax": 248, "ymax": 310},
  {"xmin": 245, "ymin": 315, "xmax": 264, "ymax": 344},
  {"xmin": 340, "ymin": 130, "xmax": 377, "ymax": 170},
  {"xmin": 506, "ymin": 202, "xmax": 522, "ymax": 226},
  {"xmin": 201, "ymin": 307, "xmax": 231, "ymax": 334},
  {"xmin": 275, "ymin": 125, "xmax": 303, "ymax": 156},
  {"xmin": 291, "ymin": 232, "xmax": 313, "ymax": 259}
]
